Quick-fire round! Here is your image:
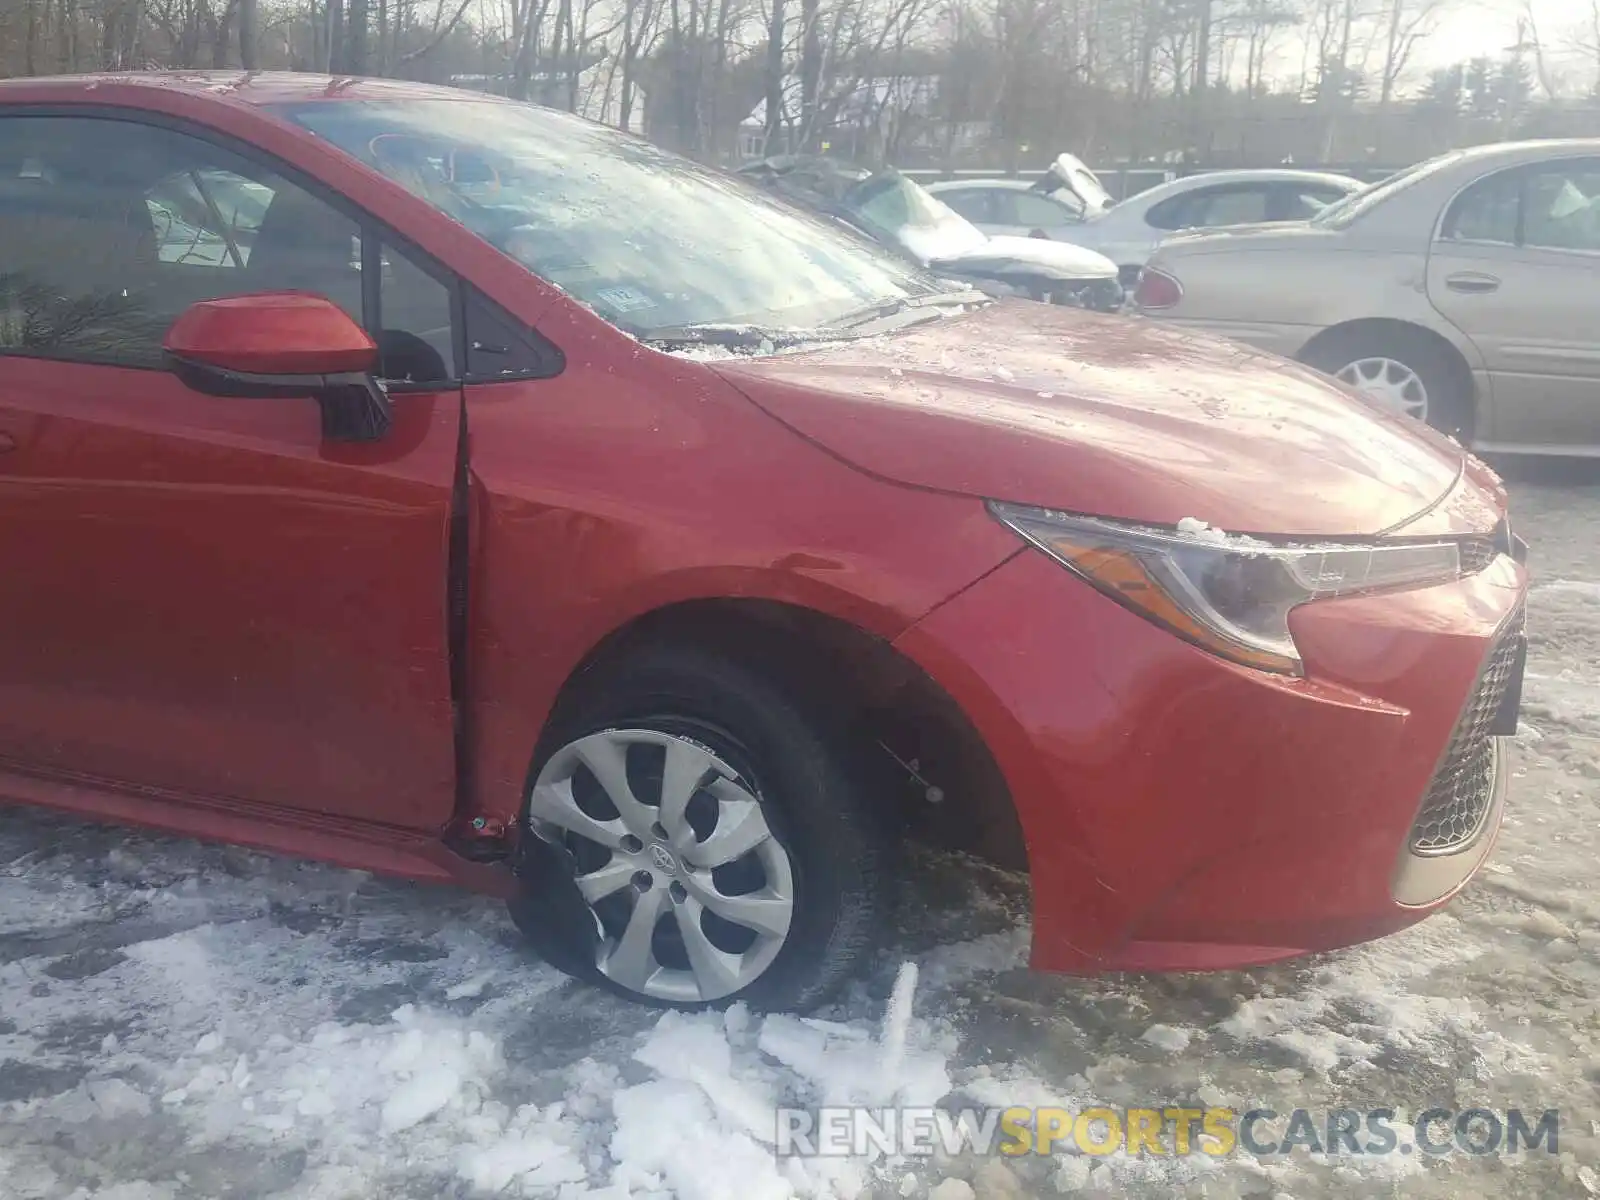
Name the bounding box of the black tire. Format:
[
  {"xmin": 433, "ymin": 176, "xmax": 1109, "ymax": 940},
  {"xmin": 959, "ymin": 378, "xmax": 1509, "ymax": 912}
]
[
  {"xmin": 1300, "ymin": 326, "xmax": 1472, "ymax": 440},
  {"xmin": 508, "ymin": 641, "xmax": 885, "ymax": 1012}
]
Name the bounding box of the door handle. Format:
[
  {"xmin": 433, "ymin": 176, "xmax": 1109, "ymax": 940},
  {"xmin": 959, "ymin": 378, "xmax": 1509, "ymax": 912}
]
[
  {"xmin": 1446, "ymin": 272, "xmax": 1501, "ymax": 294},
  {"xmin": 0, "ymin": 432, "xmax": 15, "ymax": 453}
]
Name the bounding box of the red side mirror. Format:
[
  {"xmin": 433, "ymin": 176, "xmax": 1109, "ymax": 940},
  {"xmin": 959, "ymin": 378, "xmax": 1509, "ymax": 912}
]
[
  {"xmin": 164, "ymin": 291, "xmax": 377, "ymax": 377},
  {"xmin": 164, "ymin": 292, "xmax": 391, "ymax": 443}
]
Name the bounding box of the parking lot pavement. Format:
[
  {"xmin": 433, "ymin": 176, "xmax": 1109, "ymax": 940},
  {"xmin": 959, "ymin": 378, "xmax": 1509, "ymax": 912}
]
[{"xmin": 2, "ymin": 466, "xmax": 1597, "ymax": 1200}]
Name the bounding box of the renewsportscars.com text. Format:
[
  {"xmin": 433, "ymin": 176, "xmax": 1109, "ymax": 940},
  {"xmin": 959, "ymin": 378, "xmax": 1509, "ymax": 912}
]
[{"xmin": 775, "ymin": 1106, "xmax": 1561, "ymax": 1159}]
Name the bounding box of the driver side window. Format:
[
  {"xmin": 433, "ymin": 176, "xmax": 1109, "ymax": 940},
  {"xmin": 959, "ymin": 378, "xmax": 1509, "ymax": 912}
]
[{"xmin": 0, "ymin": 115, "xmax": 456, "ymax": 384}]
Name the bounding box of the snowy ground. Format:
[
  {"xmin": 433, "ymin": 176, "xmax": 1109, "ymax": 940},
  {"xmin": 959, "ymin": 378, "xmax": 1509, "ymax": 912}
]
[{"xmin": 3, "ymin": 464, "xmax": 1599, "ymax": 1200}]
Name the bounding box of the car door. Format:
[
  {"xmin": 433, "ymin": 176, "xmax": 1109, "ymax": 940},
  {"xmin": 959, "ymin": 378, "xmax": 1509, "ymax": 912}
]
[
  {"xmin": 1427, "ymin": 157, "xmax": 1600, "ymax": 448},
  {"xmin": 0, "ymin": 113, "xmax": 463, "ymax": 829}
]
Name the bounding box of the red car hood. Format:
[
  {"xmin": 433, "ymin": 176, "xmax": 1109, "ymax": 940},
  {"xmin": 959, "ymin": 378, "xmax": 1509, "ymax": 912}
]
[{"xmin": 711, "ymin": 303, "xmax": 1489, "ymax": 538}]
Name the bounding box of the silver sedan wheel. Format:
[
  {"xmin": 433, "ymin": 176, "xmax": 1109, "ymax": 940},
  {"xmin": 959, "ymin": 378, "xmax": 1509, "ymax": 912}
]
[
  {"xmin": 1335, "ymin": 357, "xmax": 1429, "ymax": 421},
  {"xmin": 526, "ymin": 728, "xmax": 794, "ymax": 1003}
]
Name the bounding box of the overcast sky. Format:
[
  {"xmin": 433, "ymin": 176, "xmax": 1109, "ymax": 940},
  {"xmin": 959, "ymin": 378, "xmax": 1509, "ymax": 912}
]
[
  {"xmin": 1425, "ymin": 0, "xmax": 1578, "ymax": 67},
  {"xmin": 1241, "ymin": 0, "xmax": 1593, "ymax": 96},
  {"xmin": 1408, "ymin": 0, "xmax": 1593, "ymax": 84},
  {"xmin": 1261, "ymin": 0, "xmax": 1596, "ymax": 95}
]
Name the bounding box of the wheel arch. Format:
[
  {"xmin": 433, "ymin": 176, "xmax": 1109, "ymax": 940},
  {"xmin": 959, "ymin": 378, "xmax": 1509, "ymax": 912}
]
[
  {"xmin": 1297, "ymin": 317, "xmax": 1482, "ymax": 438},
  {"xmin": 532, "ymin": 596, "xmax": 1031, "ymax": 875}
]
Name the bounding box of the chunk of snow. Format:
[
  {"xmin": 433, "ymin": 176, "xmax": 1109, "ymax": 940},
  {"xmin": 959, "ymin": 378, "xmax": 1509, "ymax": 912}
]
[
  {"xmin": 610, "ymin": 1079, "xmax": 791, "ymax": 1200},
  {"xmin": 380, "ymin": 1065, "xmax": 462, "ymax": 1132},
  {"xmin": 296, "ymin": 1090, "xmax": 335, "ymax": 1117},
  {"xmin": 1052, "ymin": 1156, "xmax": 1093, "ymax": 1192},
  {"xmin": 879, "ymin": 961, "xmax": 919, "ymax": 1084},
  {"xmin": 69, "ymin": 1078, "xmax": 152, "ymax": 1120},
  {"xmin": 1140, "ymin": 1024, "xmax": 1193, "ymax": 1053},
  {"xmin": 458, "ymin": 1134, "xmax": 587, "ymax": 1192},
  {"xmin": 1524, "ymin": 909, "xmax": 1573, "ymax": 940},
  {"xmin": 444, "ymin": 970, "xmax": 494, "ymax": 1000},
  {"xmin": 1176, "ymin": 516, "xmax": 1229, "ymax": 545},
  {"xmin": 634, "ymin": 1012, "xmax": 777, "ymax": 1143},
  {"xmin": 758, "ymin": 1007, "xmax": 950, "ymax": 1109}
]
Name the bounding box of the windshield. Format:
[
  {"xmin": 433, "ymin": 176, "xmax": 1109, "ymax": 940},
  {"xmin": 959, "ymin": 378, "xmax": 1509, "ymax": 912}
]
[
  {"xmin": 1311, "ymin": 151, "xmax": 1467, "ymax": 230},
  {"xmin": 276, "ymin": 99, "xmax": 944, "ymax": 336},
  {"xmin": 843, "ymin": 173, "xmax": 989, "ymax": 264}
]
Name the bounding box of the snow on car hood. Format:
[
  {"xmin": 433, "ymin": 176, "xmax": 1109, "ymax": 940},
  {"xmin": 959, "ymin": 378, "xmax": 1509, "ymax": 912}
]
[
  {"xmin": 935, "ymin": 234, "xmax": 1118, "ymax": 281},
  {"xmin": 712, "ymin": 302, "xmax": 1492, "ymax": 539}
]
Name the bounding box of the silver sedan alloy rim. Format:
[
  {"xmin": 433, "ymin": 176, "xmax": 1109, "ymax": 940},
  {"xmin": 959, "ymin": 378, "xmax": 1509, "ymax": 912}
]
[
  {"xmin": 526, "ymin": 728, "xmax": 794, "ymax": 1002},
  {"xmin": 1335, "ymin": 356, "xmax": 1429, "ymax": 420}
]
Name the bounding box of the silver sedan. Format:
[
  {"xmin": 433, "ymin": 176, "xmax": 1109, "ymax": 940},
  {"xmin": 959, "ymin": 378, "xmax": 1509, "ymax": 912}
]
[{"xmin": 1134, "ymin": 140, "xmax": 1600, "ymax": 454}]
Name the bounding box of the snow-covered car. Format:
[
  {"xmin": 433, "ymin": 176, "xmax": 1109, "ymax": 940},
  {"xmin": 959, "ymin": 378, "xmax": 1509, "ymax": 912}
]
[
  {"xmin": 931, "ymin": 165, "xmax": 1361, "ymax": 286},
  {"xmin": 740, "ymin": 155, "xmax": 1124, "ymax": 311}
]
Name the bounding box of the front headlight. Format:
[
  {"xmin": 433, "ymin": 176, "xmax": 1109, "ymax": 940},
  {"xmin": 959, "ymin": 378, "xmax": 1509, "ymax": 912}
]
[{"xmin": 990, "ymin": 502, "xmax": 1465, "ymax": 675}]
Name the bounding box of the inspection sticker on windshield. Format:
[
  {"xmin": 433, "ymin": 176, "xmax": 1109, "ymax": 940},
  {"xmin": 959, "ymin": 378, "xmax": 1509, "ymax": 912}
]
[{"xmin": 598, "ymin": 287, "xmax": 656, "ymax": 312}]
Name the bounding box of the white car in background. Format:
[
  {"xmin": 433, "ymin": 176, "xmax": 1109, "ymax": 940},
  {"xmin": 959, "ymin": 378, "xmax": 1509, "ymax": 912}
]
[{"xmin": 929, "ymin": 167, "xmax": 1361, "ymax": 286}]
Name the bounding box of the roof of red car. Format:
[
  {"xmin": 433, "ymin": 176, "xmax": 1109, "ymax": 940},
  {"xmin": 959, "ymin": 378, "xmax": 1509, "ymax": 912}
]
[{"xmin": 0, "ymin": 71, "xmax": 501, "ymax": 107}]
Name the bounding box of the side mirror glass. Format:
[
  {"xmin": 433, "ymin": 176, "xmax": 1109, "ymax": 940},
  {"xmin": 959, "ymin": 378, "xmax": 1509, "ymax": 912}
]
[{"xmin": 163, "ymin": 292, "xmax": 392, "ymax": 443}]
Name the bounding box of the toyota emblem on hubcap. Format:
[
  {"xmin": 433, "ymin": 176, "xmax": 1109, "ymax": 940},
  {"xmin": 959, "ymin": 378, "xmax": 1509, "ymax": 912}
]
[{"xmin": 649, "ymin": 844, "xmax": 679, "ymax": 875}]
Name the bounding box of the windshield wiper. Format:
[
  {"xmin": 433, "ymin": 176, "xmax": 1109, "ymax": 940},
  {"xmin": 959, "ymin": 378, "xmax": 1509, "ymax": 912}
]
[
  {"xmin": 640, "ymin": 289, "xmax": 990, "ymax": 351},
  {"xmin": 830, "ymin": 288, "xmax": 990, "ymax": 330},
  {"xmin": 637, "ymin": 323, "xmax": 862, "ymax": 353}
]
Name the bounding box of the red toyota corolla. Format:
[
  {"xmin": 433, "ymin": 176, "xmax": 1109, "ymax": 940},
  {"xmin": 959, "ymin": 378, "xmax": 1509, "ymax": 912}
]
[{"xmin": 0, "ymin": 73, "xmax": 1527, "ymax": 1010}]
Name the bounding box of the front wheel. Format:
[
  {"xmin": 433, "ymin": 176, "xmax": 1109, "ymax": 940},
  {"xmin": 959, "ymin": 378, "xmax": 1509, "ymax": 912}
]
[{"xmin": 509, "ymin": 643, "xmax": 884, "ymax": 1011}]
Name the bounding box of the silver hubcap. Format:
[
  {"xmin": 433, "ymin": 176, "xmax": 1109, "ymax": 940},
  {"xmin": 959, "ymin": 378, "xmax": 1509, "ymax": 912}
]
[
  {"xmin": 526, "ymin": 728, "xmax": 794, "ymax": 1002},
  {"xmin": 1336, "ymin": 356, "xmax": 1429, "ymax": 420}
]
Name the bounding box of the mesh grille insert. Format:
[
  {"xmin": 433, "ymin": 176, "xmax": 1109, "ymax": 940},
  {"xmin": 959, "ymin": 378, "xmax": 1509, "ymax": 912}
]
[{"xmin": 1408, "ymin": 608, "xmax": 1523, "ymax": 855}]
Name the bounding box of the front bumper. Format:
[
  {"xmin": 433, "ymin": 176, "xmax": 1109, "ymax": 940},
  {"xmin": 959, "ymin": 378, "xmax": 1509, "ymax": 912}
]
[{"xmin": 894, "ymin": 546, "xmax": 1527, "ymax": 973}]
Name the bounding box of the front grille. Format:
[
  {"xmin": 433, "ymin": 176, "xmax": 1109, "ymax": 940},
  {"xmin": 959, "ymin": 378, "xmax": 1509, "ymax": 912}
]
[
  {"xmin": 1407, "ymin": 608, "xmax": 1524, "ymax": 855},
  {"xmin": 1459, "ymin": 518, "xmax": 1518, "ymax": 576},
  {"xmin": 1459, "ymin": 537, "xmax": 1496, "ymax": 575}
]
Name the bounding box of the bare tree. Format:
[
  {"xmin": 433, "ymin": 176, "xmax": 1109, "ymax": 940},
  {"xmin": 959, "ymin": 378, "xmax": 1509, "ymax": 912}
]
[
  {"xmin": 1570, "ymin": 0, "xmax": 1600, "ymax": 97},
  {"xmin": 763, "ymin": 0, "xmax": 785, "ymax": 148},
  {"xmin": 1374, "ymin": 0, "xmax": 1441, "ymax": 108},
  {"xmin": 238, "ymin": 0, "xmax": 255, "ymax": 65}
]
